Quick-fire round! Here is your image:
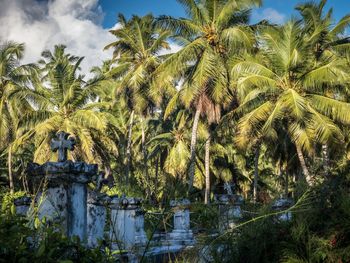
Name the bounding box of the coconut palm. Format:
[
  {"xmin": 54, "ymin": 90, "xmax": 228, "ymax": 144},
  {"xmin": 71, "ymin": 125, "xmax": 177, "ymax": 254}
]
[
  {"xmin": 147, "ymin": 110, "xmax": 191, "ymax": 201},
  {"xmin": 149, "ymin": 111, "xmax": 190, "ymax": 181},
  {"xmin": 296, "ymin": 0, "xmax": 350, "ymax": 174},
  {"xmin": 104, "ymin": 14, "xmax": 172, "ymax": 187},
  {"xmin": 296, "ymin": 0, "xmax": 350, "ymax": 60},
  {"xmin": 15, "ymin": 45, "xmax": 117, "ymax": 167},
  {"xmin": 232, "ymin": 20, "xmax": 350, "ymax": 185},
  {"xmin": 157, "ymin": 0, "xmax": 261, "ymax": 196},
  {"xmin": 0, "ymin": 41, "xmax": 36, "ymax": 193},
  {"xmin": 148, "ymin": 108, "xmax": 210, "ymax": 200}
]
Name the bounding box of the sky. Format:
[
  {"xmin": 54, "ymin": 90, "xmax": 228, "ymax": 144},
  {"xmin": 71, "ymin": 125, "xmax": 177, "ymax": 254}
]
[
  {"xmin": 0, "ymin": 0, "xmax": 349, "ymax": 76},
  {"xmin": 100, "ymin": 0, "xmax": 349, "ymax": 27}
]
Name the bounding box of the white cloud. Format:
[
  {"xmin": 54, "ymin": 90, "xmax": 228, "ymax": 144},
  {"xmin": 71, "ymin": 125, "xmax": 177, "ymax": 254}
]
[
  {"xmin": 252, "ymin": 8, "xmax": 286, "ymax": 24},
  {"xmin": 0, "ymin": 0, "xmax": 117, "ymax": 77},
  {"xmin": 158, "ymin": 41, "xmax": 183, "ymax": 56}
]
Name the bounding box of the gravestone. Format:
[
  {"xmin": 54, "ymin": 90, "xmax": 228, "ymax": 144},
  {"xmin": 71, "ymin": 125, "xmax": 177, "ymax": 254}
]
[
  {"xmin": 217, "ymin": 194, "xmax": 243, "ymax": 232},
  {"xmin": 272, "ymin": 198, "xmax": 293, "ymax": 221},
  {"xmin": 14, "ymin": 196, "xmax": 32, "ymax": 216},
  {"xmin": 87, "ymin": 191, "xmax": 110, "ymax": 247},
  {"xmin": 27, "ymin": 131, "xmax": 97, "ymax": 241},
  {"xmin": 168, "ymin": 199, "xmax": 195, "ymax": 246},
  {"xmin": 109, "ymin": 196, "xmax": 148, "ymax": 250},
  {"xmin": 231, "ymin": 195, "xmax": 244, "ymax": 219}
]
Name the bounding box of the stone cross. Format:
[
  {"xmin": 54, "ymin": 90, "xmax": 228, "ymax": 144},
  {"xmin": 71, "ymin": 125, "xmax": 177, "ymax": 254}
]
[{"xmin": 50, "ymin": 131, "xmax": 76, "ymax": 162}]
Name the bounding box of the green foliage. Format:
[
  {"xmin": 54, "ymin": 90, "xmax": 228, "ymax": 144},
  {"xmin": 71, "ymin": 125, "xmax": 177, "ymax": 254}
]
[
  {"xmin": 1, "ymin": 190, "xmax": 26, "ymax": 214},
  {"xmin": 190, "ymin": 203, "xmax": 219, "ymax": 231},
  {"xmin": 105, "ymin": 184, "xmax": 143, "ymax": 198},
  {"xmin": 0, "ymin": 212, "xmax": 115, "ymax": 263},
  {"xmin": 205, "ymin": 175, "xmax": 350, "ymax": 263}
]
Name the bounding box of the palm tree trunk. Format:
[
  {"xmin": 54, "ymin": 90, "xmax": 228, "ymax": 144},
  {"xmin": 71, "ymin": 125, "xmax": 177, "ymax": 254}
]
[
  {"xmin": 188, "ymin": 107, "xmax": 201, "ymax": 193},
  {"xmin": 8, "ymin": 145, "xmax": 14, "ymax": 194},
  {"xmin": 204, "ymin": 135, "xmax": 211, "ymax": 204},
  {"xmin": 285, "ymin": 168, "xmax": 289, "ymax": 198},
  {"xmin": 322, "ymin": 144, "xmax": 330, "ymax": 176},
  {"xmin": 292, "ymin": 172, "xmax": 296, "ymax": 198},
  {"xmin": 141, "ymin": 117, "xmax": 150, "ymax": 199},
  {"xmin": 253, "ymin": 144, "xmax": 261, "ymax": 203},
  {"xmin": 125, "ymin": 110, "xmax": 134, "ymax": 186},
  {"xmin": 278, "ymin": 161, "xmax": 288, "ymax": 197},
  {"xmin": 282, "ymin": 139, "xmax": 288, "ymax": 197},
  {"xmin": 21, "ymin": 159, "xmax": 29, "ymax": 193},
  {"xmin": 154, "ymin": 155, "xmax": 159, "ymax": 203},
  {"xmin": 295, "ymin": 144, "xmax": 312, "ymax": 185},
  {"xmin": 104, "ymin": 166, "xmax": 112, "ymax": 186}
]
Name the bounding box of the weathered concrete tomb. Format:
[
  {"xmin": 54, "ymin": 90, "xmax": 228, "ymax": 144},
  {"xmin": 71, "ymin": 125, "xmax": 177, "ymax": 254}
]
[{"xmin": 14, "ymin": 131, "xmax": 196, "ymax": 262}]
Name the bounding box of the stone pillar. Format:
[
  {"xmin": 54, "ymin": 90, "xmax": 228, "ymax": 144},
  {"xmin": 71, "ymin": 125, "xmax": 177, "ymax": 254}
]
[
  {"xmin": 14, "ymin": 196, "xmax": 32, "ymax": 216},
  {"xmin": 28, "ymin": 161, "xmax": 97, "ymax": 241},
  {"xmin": 69, "ymin": 182, "xmax": 88, "ymax": 238},
  {"xmin": 272, "ymin": 198, "xmax": 293, "ymax": 221},
  {"xmin": 230, "ymin": 195, "xmax": 243, "ymax": 219},
  {"xmin": 109, "ymin": 195, "xmax": 120, "ymax": 244},
  {"xmin": 109, "ymin": 197, "xmax": 148, "ymax": 250},
  {"xmin": 87, "ymin": 191, "xmax": 110, "ymax": 247},
  {"xmin": 218, "ymin": 194, "xmax": 243, "ymax": 232},
  {"xmin": 168, "ymin": 199, "xmax": 195, "ymax": 246}
]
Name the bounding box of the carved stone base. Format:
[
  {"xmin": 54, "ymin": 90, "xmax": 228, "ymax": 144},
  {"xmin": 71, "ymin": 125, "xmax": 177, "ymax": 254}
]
[
  {"xmin": 168, "ymin": 230, "xmax": 195, "ymax": 246},
  {"xmin": 135, "ymin": 230, "xmax": 148, "ymax": 247}
]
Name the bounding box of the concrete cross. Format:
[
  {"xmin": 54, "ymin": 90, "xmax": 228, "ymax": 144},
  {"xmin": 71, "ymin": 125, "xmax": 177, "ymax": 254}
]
[{"xmin": 50, "ymin": 131, "xmax": 76, "ymax": 162}]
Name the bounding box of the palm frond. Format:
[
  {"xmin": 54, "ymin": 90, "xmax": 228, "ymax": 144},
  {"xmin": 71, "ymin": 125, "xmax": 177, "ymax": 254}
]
[{"xmin": 308, "ymin": 95, "xmax": 350, "ymax": 125}]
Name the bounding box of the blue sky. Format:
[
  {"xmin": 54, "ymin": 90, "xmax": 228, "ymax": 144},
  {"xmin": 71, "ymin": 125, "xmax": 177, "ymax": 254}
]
[{"xmin": 100, "ymin": 0, "xmax": 349, "ymax": 28}]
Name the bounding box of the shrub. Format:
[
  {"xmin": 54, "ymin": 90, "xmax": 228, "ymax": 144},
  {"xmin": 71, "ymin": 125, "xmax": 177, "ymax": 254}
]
[{"xmin": 0, "ymin": 193, "xmax": 115, "ymax": 263}]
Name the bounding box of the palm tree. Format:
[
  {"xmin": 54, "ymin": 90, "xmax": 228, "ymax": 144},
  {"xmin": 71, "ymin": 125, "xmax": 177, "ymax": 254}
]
[
  {"xmin": 297, "ymin": 0, "xmax": 350, "ymax": 60},
  {"xmin": 15, "ymin": 45, "xmax": 117, "ymax": 167},
  {"xmin": 147, "ymin": 110, "xmax": 189, "ymax": 201},
  {"xmin": 89, "ymin": 60, "xmax": 127, "ymax": 179},
  {"xmin": 104, "ymin": 14, "xmax": 172, "ymax": 187},
  {"xmin": 296, "ymin": 0, "xmax": 350, "ymax": 174},
  {"xmin": 0, "ymin": 41, "xmax": 35, "ymax": 193},
  {"xmin": 232, "ymin": 20, "xmax": 350, "ymax": 185},
  {"xmin": 157, "ymin": 0, "xmax": 261, "ymax": 195},
  {"xmin": 148, "ymin": 109, "xmax": 210, "ymax": 200},
  {"xmin": 150, "ymin": 112, "xmax": 190, "ymax": 181}
]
